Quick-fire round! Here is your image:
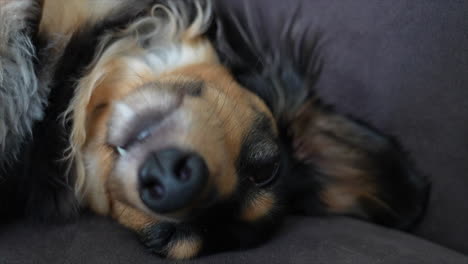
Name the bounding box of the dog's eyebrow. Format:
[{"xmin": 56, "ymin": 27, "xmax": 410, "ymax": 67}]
[{"xmin": 237, "ymin": 113, "xmax": 279, "ymax": 165}]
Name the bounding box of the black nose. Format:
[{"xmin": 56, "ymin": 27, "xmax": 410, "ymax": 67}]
[{"xmin": 138, "ymin": 148, "xmax": 208, "ymax": 213}]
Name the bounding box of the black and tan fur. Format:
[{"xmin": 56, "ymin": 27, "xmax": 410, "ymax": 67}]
[{"xmin": 0, "ymin": 0, "xmax": 429, "ymax": 259}]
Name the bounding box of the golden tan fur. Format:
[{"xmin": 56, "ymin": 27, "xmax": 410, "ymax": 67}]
[
  {"xmin": 112, "ymin": 201, "xmax": 157, "ymax": 231},
  {"xmin": 167, "ymin": 237, "xmax": 203, "ymax": 260},
  {"xmin": 241, "ymin": 191, "xmax": 276, "ymax": 222},
  {"xmin": 39, "ymin": 0, "xmax": 126, "ymax": 35},
  {"xmin": 290, "ymin": 101, "xmax": 392, "ymax": 217}
]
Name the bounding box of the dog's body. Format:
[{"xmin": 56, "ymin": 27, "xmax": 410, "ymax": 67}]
[{"xmin": 0, "ymin": 0, "xmax": 429, "ymax": 259}]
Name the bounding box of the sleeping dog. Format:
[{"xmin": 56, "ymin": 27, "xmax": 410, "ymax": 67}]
[{"xmin": 0, "ymin": 0, "xmax": 429, "ymax": 259}]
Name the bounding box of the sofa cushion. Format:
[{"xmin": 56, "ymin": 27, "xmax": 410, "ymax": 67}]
[{"xmin": 1, "ymin": 214, "xmax": 467, "ymax": 263}]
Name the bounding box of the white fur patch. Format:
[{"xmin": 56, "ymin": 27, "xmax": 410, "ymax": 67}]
[{"xmin": 114, "ymin": 102, "xmax": 136, "ymax": 121}]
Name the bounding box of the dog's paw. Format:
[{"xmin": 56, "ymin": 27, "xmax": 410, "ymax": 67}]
[{"xmin": 140, "ymin": 222, "xmax": 203, "ymax": 259}]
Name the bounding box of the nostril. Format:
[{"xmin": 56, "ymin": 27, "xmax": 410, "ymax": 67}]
[
  {"xmin": 147, "ymin": 180, "xmax": 165, "ymax": 200},
  {"xmin": 175, "ymin": 158, "xmax": 192, "ymax": 182}
]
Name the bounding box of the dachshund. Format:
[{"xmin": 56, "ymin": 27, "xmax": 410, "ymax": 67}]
[{"xmin": 0, "ymin": 0, "xmax": 429, "ymax": 259}]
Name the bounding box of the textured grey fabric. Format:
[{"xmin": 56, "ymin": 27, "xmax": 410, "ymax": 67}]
[{"xmin": 1, "ymin": 215, "xmax": 467, "ymax": 264}]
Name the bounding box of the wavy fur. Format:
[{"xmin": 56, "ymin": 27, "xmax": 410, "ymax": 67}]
[{"xmin": 0, "ymin": 0, "xmax": 44, "ymax": 166}]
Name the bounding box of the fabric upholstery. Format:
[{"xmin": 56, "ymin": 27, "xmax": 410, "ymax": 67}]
[{"xmin": 1, "ymin": 214, "xmax": 467, "ymax": 264}]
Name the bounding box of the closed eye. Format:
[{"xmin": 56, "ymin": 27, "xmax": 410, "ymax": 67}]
[
  {"xmin": 248, "ymin": 160, "xmax": 280, "ymax": 187},
  {"xmin": 238, "ymin": 112, "xmax": 281, "ymax": 186},
  {"xmin": 114, "ymin": 121, "xmax": 159, "ymax": 155},
  {"xmin": 116, "ymin": 111, "xmax": 171, "ymax": 152},
  {"xmin": 244, "ymin": 152, "xmax": 281, "ymax": 187}
]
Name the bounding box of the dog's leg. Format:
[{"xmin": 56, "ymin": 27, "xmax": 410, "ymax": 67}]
[
  {"xmin": 287, "ymin": 100, "xmax": 430, "ymax": 229},
  {"xmin": 111, "ymin": 201, "xmax": 206, "ymax": 260}
]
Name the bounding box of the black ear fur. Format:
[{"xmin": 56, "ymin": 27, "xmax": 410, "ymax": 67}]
[
  {"xmin": 209, "ymin": 0, "xmax": 322, "ymax": 121},
  {"xmin": 287, "ymin": 100, "xmax": 430, "ymax": 230},
  {"xmin": 210, "ymin": 3, "xmax": 430, "ymax": 230}
]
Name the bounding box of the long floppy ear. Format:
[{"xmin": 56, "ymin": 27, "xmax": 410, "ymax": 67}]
[
  {"xmin": 209, "ymin": 0, "xmax": 429, "ymax": 229},
  {"xmin": 287, "ymin": 100, "xmax": 430, "ymax": 229}
]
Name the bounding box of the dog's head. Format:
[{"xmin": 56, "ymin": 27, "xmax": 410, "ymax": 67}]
[
  {"xmin": 105, "ymin": 66, "xmax": 282, "ymax": 222},
  {"xmin": 65, "ymin": 1, "xmax": 284, "ymax": 237}
]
